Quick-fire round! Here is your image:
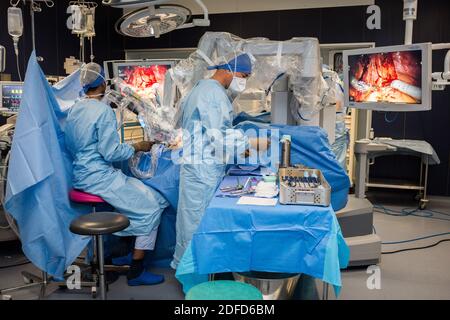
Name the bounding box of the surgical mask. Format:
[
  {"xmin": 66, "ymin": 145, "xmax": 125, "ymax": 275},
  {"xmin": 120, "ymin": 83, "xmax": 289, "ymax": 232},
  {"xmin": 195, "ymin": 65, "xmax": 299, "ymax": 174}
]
[
  {"xmin": 225, "ymin": 51, "xmax": 247, "ymax": 94},
  {"xmin": 85, "ymin": 86, "xmax": 108, "ymax": 99},
  {"xmin": 229, "ymin": 76, "xmax": 247, "ymax": 93}
]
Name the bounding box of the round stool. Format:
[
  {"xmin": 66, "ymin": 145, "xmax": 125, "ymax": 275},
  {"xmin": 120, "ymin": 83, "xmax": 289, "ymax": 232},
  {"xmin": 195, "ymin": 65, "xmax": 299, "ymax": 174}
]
[
  {"xmin": 186, "ymin": 280, "xmax": 263, "ymax": 300},
  {"xmin": 69, "ymin": 189, "xmax": 106, "ymax": 212},
  {"xmin": 70, "ymin": 212, "xmax": 129, "ymax": 300}
]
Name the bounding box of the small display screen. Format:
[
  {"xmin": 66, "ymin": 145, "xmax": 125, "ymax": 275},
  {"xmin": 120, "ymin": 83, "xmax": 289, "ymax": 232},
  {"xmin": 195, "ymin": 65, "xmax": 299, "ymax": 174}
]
[
  {"xmin": 2, "ymin": 84, "xmax": 23, "ymax": 112},
  {"xmin": 348, "ymin": 50, "xmax": 422, "ymax": 104},
  {"xmin": 116, "ymin": 64, "xmax": 170, "ymax": 101}
]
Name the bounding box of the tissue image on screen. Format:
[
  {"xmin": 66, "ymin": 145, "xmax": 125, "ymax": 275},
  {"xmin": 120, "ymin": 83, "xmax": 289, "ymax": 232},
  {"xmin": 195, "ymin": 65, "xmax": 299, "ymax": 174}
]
[
  {"xmin": 348, "ymin": 50, "xmax": 422, "ymax": 104},
  {"xmin": 117, "ymin": 64, "xmax": 170, "ymax": 101}
]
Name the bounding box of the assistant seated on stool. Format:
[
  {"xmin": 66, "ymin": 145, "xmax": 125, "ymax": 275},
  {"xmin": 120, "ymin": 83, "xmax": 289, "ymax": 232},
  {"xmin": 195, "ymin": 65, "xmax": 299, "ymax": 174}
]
[{"xmin": 64, "ymin": 63, "xmax": 169, "ymax": 286}]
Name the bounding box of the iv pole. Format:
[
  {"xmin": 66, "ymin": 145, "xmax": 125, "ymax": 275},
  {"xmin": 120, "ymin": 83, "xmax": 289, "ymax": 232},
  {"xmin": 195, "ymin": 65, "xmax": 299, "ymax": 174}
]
[{"xmin": 26, "ymin": 0, "xmax": 55, "ymax": 61}]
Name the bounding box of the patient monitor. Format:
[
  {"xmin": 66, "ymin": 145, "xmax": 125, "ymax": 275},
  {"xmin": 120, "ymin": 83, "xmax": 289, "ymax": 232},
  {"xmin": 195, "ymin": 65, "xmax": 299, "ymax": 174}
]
[{"xmin": 0, "ymin": 81, "xmax": 24, "ymax": 113}]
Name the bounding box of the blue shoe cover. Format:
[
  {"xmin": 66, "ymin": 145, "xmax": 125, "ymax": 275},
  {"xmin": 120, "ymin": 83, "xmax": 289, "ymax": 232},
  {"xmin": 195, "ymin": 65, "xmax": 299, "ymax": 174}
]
[
  {"xmin": 112, "ymin": 253, "xmax": 132, "ymax": 266},
  {"xmin": 127, "ymin": 271, "xmax": 165, "ymax": 286}
]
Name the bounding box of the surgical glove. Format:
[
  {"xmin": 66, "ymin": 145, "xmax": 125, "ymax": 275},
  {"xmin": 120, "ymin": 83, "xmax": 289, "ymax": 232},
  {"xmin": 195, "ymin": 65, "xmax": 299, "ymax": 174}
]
[
  {"xmin": 132, "ymin": 141, "xmax": 153, "ymax": 153},
  {"xmin": 248, "ymin": 137, "xmax": 271, "ymax": 151}
]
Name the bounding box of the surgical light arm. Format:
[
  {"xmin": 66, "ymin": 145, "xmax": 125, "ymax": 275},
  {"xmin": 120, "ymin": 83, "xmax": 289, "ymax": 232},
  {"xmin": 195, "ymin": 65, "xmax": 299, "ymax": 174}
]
[
  {"xmin": 177, "ymin": 0, "xmax": 210, "ymax": 28},
  {"xmin": 431, "ymin": 43, "xmax": 450, "ymax": 88},
  {"xmin": 103, "ymin": 0, "xmax": 210, "ymax": 29},
  {"xmin": 403, "ymin": 0, "xmax": 417, "ymax": 45},
  {"xmin": 402, "ymin": 1, "xmax": 449, "ymax": 89}
]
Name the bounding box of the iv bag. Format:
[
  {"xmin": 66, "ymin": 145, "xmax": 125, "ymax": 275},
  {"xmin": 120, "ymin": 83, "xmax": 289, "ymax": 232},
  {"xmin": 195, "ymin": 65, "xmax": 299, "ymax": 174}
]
[
  {"xmin": 7, "ymin": 7, "xmax": 23, "ymax": 38},
  {"xmin": 69, "ymin": 5, "xmax": 87, "ymax": 35},
  {"xmin": 84, "ymin": 7, "xmax": 96, "ymax": 37}
]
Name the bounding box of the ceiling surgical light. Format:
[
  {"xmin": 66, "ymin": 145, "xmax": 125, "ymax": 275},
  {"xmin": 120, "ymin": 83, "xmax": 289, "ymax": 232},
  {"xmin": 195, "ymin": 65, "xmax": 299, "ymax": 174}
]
[
  {"xmin": 115, "ymin": 5, "xmax": 191, "ymax": 38},
  {"xmin": 103, "ymin": 0, "xmax": 210, "ymax": 38}
]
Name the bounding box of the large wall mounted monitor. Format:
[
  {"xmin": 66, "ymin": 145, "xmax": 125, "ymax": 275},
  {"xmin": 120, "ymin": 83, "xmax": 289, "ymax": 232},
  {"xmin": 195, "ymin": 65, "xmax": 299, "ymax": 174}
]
[
  {"xmin": 0, "ymin": 81, "xmax": 24, "ymax": 112},
  {"xmin": 109, "ymin": 60, "xmax": 176, "ymax": 103},
  {"xmin": 343, "ymin": 43, "xmax": 432, "ymax": 111}
]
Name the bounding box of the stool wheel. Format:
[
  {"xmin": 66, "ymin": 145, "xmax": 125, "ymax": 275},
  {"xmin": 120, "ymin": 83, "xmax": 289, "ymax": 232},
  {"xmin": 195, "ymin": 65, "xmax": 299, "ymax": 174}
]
[
  {"xmin": 419, "ymin": 200, "xmax": 427, "ymax": 210},
  {"xmin": 23, "ymin": 275, "xmax": 33, "ymax": 284}
]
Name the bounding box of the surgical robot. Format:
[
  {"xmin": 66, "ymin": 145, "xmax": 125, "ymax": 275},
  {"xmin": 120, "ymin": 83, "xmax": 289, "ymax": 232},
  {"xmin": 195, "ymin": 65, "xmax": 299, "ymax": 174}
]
[{"xmin": 165, "ymin": 32, "xmax": 381, "ymax": 267}]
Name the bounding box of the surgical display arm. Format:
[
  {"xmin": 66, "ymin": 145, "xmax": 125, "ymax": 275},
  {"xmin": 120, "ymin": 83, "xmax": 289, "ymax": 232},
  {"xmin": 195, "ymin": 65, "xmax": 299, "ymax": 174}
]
[{"xmin": 431, "ymin": 43, "xmax": 450, "ymax": 87}]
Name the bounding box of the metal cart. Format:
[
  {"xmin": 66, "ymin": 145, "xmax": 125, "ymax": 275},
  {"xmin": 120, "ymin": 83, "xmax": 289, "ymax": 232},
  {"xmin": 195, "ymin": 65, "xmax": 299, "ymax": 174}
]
[{"xmin": 354, "ymin": 138, "xmax": 439, "ymax": 210}]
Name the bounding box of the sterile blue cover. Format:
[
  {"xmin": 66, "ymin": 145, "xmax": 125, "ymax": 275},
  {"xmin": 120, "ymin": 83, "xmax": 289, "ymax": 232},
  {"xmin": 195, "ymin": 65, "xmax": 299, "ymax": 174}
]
[
  {"xmin": 140, "ymin": 151, "xmax": 180, "ymax": 267},
  {"xmin": 176, "ymin": 176, "xmax": 350, "ymax": 296},
  {"xmin": 52, "ymin": 69, "xmax": 82, "ymax": 112},
  {"xmin": 120, "ymin": 150, "xmax": 180, "ymax": 267},
  {"xmin": 142, "ymin": 150, "xmax": 180, "ymax": 209},
  {"xmin": 235, "ymin": 121, "xmax": 350, "ymax": 211},
  {"xmin": 5, "ymin": 53, "xmax": 91, "ymax": 277}
]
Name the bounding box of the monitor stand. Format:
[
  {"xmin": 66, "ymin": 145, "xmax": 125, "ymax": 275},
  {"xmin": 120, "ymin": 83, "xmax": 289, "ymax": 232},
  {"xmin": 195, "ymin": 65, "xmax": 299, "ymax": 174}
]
[
  {"xmin": 335, "ymin": 139, "xmax": 398, "ymax": 267},
  {"xmin": 336, "ymin": 139, "xmax": 392, "ymax": 266}
]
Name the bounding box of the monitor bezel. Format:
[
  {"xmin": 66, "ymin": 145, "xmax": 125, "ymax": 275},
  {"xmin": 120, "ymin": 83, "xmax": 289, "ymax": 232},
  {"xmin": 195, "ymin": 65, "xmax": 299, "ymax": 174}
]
[
  {"xmin": 111, "ymin": 59, "xmax": 177, "ymax": 80},
  {"xmin": 343, "ymin": 43, "xmax": 432, "ymax": 112},
  {"xmin": 109, "ymin": 59, "xmax": 178, "ymax": 109}
]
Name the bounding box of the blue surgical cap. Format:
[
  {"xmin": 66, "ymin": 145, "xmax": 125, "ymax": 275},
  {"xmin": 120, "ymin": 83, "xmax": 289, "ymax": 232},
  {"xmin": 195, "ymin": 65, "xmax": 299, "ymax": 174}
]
[
  {"xmin": 207, "ymin": 53, "xmax": 252, "ymax": 74},
  {"xmin": 81, "ymin": 64, "xmax": 106, "ymax": 94}
]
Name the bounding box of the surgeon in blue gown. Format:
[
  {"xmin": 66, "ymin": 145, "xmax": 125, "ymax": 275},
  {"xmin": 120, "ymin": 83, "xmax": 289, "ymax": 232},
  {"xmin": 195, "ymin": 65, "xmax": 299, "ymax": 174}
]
[
  {"xmin": 64, "ymin": 63, "xmax": 168, "ymax": 286},
  {"xmin": 171, "ymin": 53, "xmax": 270, "ymax": 268}
]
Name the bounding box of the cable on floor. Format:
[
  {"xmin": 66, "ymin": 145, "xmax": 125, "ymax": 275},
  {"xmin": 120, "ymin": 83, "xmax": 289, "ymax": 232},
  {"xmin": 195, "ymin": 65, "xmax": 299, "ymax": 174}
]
[
  {"xmin": 381, "ymin": 232, "xmax": 450, "ymax": 245},
  {"xmin": 382, "ymin": 239, "xmax": 450, "ymax": 255},
  {"xmin": 372, "ymin": 205, "xmax": 450, "ymax": 254},
  {"xmin": 0, "ymin": 258, "xmax": 30, "ymax": 269},
  {"xmin": 373, "ymin": 204, "xmax": 450, "ymax": 222}
]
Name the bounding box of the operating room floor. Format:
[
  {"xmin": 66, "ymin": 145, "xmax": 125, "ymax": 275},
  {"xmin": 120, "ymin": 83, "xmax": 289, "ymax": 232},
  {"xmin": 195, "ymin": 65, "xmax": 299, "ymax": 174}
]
[
  {"xmin": 0, "ymin": 190, "xmax": 449, "ymax": 300},
  {"xmin": 329, "ymin": 191, "xmax": 450, "ymax": 300}
]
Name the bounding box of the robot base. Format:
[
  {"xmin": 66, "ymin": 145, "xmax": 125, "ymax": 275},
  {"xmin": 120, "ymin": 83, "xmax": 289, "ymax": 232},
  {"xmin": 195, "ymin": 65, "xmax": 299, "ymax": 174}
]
[{"xmin": 336, "ymin": 195, "xmax": 381, "ymax": 267}]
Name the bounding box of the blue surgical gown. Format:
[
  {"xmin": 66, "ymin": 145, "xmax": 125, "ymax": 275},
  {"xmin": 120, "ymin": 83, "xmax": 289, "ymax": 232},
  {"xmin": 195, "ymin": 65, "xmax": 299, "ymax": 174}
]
[
  {"xmin": 64, "ymin": 98, "xmax": 169, "ymax": 236},
  {"xmin": 172, "ymin": 79, "xmax": 248, "ymax": 267}
]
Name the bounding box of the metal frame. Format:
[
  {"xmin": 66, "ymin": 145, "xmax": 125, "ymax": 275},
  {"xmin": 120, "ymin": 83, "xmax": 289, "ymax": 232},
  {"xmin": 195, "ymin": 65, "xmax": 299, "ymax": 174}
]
[
  {"xmin": 207, "ymin": 274, "xmax": 329, "ymax": 300},
  {"xmin": 354, "ymin": 139, "xmax": 430, "ymax": 208},
  {"xmin": 0, "ymin": 270, "xmax": 95, "ymax": 300},
  {"xmin": 366, "ymin": 151, "xmax": 429, "ymax": 208},
  {"xmin": 322, "ymin": 282, "xmax": 329, "ymax": 300},
  {"xmin": 125, "ymin": 48, "xmax": 196, "ymax": 60}
]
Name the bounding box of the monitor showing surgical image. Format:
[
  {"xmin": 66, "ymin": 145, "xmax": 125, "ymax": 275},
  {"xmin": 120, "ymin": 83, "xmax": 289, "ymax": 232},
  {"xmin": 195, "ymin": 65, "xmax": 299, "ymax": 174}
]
[
  {"xmin": 116, "ymin": 64, "xmax": 171, "ymax": 102},
  {"xmin": 348, "ymin": 49, "xmax": 422, "ymax": 104}
]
